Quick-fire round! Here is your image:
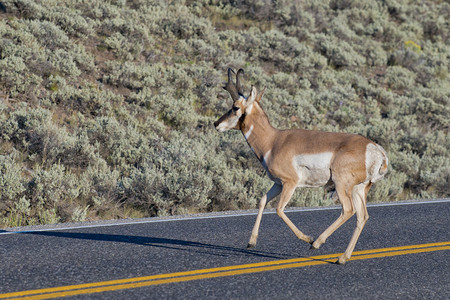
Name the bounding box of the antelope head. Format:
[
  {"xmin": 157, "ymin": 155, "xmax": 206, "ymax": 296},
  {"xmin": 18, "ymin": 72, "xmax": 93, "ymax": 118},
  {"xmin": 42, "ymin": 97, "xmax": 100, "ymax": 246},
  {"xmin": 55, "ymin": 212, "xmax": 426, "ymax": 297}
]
[{"xmin": 214, "ymin": 68, "xmax": 263, "ymax": 132}]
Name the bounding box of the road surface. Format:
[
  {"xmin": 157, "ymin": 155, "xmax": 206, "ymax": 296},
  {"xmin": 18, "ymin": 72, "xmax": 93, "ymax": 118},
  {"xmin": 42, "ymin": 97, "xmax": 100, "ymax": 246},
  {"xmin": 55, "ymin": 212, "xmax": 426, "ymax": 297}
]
[{"xmin": 0, "ymin": 199, "xmax": 449, "ymax": 299}]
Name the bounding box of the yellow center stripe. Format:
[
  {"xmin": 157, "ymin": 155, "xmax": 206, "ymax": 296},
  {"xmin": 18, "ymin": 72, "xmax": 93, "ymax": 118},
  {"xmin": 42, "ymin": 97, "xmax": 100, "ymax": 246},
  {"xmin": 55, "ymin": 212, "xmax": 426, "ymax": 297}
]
[{"xmin": 1, "ymin": 241, "xmax": 449, "ymax": 300}]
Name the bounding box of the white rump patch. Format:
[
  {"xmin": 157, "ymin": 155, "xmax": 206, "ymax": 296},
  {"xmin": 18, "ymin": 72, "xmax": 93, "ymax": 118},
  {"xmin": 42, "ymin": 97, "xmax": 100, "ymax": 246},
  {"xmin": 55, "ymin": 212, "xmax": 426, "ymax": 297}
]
[
  {"xmin": 292, "ymin": 152, "xmax": 333, "ymax": 187},
  {"xmin": 365, "ymin": 143, "xmax": 388, "ymax": 183}
]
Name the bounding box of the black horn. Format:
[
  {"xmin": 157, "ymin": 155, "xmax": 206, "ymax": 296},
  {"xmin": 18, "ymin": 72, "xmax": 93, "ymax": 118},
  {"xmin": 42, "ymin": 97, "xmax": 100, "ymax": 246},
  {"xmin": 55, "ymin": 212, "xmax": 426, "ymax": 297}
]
[
  {"xmin": 236, "ymin": 68, "xmax": 245, "ymax": 97},
  {"xmin": 223, "ymin": 68, "xmax": 244, "ymax": 101}
]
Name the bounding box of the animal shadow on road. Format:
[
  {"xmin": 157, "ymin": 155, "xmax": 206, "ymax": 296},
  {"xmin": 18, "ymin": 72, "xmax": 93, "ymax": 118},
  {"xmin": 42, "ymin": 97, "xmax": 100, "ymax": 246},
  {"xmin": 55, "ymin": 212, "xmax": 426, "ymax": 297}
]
[{"xmin": 24, "ymin": 230, "xmax": 314, "ymax": 260}]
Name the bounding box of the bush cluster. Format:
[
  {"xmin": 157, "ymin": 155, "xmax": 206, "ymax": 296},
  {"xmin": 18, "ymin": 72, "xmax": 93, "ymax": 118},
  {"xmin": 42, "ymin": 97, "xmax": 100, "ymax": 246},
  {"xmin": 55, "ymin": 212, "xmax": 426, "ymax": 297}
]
[{"xmin": 0, "ymin": 0, "xmax": 448, "ymax": 226}]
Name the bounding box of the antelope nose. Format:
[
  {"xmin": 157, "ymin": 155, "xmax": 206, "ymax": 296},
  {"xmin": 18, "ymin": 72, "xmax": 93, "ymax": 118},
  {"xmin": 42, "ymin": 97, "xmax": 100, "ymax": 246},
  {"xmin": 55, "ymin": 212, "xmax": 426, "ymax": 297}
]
[{"xmin": 213, "ymin": 120, "xmax": 219, "ymax": 128}]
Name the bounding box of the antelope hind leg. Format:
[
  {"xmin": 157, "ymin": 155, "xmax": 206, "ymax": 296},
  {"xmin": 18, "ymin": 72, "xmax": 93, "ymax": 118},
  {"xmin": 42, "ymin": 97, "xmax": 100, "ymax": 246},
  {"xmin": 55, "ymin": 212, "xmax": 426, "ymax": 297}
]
[{"xmin": 337, "ymin": 183, "xmax": 370, "ymax": 264}]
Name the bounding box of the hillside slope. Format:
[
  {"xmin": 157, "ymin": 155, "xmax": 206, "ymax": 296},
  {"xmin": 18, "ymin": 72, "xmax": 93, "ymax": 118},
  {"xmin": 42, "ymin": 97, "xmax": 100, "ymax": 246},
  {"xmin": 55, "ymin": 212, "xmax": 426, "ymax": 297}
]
[{"xmin": 0, "ymin": 0, "xmax": 449, "ymax": 226}]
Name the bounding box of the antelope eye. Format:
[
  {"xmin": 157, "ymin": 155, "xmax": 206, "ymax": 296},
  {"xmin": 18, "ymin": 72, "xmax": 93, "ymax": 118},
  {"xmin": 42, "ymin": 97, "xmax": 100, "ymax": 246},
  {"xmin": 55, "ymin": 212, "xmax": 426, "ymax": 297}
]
[{"xmin": 232, "ymin": 106, "xmax": 240, "ymax": 111}]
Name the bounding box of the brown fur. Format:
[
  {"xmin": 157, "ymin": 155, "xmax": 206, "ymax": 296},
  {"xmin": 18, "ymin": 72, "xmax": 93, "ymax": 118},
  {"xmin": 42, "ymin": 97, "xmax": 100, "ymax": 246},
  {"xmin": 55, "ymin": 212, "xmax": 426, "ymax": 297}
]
[{"xmin": 215, "ymin": 82, "xmax": 388, "ymax": 264}]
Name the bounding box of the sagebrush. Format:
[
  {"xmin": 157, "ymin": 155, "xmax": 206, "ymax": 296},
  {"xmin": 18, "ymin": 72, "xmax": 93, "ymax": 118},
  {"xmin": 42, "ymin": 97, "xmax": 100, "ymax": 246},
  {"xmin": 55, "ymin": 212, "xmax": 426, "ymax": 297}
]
[{"xmin": 0, "ymin": 0, "xmax": 449, "ymax": 227}]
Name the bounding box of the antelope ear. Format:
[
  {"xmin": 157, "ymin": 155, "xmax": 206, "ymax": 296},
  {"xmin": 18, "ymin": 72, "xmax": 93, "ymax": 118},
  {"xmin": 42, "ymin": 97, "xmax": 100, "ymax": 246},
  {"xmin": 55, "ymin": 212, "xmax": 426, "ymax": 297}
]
[
  {"xmin": 256, "ymin": 87, "xmax": 266, "ymax": 103},
  {"xmin": 246, "ymin": 85, "xmax": 257, "ymax": 106},
  {"xmin": 245, "ymin": 85, "xmax": 257, "ymax": 115}
]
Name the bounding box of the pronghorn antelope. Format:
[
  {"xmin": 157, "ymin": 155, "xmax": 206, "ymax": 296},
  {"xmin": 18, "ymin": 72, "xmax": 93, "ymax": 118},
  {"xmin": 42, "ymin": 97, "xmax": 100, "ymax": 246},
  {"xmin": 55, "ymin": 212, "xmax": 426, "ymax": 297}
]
[{"xmin": 214, "ymin": 68, "xmax": 388, "ymax": 264}]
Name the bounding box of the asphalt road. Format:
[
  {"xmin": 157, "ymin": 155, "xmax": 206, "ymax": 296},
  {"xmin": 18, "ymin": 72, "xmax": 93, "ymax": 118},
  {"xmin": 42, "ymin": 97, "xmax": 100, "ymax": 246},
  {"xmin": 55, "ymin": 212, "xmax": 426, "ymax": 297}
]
[{"xmin": 0, "ymin": 199, "xmax": 449, "ymax": 299}]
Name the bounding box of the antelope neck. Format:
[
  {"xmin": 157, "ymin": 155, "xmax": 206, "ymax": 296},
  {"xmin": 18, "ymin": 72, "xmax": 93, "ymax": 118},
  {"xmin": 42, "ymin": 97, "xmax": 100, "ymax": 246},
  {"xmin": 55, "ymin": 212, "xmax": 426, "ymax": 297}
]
[{"xmin": 241, "ymin": 111, "xmax": 277, "ymax": 162}]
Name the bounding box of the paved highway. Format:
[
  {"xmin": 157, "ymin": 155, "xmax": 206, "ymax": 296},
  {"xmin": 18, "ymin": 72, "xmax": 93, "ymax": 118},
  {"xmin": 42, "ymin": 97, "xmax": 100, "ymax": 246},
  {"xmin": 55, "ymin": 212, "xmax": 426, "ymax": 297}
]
[{"xmin": 0, "ymin": 199, "xmax": 449, "ymax": 299}]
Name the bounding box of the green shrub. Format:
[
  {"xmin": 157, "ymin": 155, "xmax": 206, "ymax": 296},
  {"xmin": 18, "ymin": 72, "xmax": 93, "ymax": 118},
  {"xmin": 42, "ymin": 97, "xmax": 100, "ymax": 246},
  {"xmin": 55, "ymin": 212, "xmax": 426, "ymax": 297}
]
[
  {"xmin": 0, "ymin": 0, "xmax": 448, "ymax": 227},
  {"xmin": 385, "ymin": 66, "xmax": 416, "ymax": 90},
  {"xmin": 0, "ymin": 153, "xmax": 26, "ymax": 206},
  {"xmin": 315, "ymin": 33, "xmax": 365, "ymax": 68}
]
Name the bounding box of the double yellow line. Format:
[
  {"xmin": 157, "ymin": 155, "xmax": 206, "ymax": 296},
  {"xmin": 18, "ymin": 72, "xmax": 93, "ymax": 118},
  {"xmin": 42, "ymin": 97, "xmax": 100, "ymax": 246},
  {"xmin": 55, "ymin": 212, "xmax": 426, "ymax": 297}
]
[{"xmin": 2, "ymin": 241, "xmax": 449, "ymax": 299}]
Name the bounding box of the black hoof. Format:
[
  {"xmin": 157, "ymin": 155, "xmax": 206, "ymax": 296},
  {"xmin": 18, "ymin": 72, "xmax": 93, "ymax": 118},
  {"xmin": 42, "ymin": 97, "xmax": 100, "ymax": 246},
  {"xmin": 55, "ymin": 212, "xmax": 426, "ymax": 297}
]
[{"xmin": 247, "ymin": 243, "xmax": 255, "ymax": 249}]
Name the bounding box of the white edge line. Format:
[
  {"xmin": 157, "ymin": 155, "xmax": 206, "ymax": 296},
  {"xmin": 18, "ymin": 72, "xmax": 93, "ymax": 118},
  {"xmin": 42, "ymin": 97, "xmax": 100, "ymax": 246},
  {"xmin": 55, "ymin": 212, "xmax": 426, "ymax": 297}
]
[{"xmin": 1, "ymin": 198, "xmax": 449, "ymax": 235}]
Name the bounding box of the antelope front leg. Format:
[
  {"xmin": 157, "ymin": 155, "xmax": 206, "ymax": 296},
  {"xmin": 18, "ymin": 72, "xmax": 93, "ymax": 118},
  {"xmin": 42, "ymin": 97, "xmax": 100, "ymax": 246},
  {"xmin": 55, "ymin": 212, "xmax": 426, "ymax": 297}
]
[
  {"xmin": 276, "ymin": 183, "xmax": 313, "ymax": 244},
  {"xmin": 248, "ymin": 183, "xmax": 282, "ymax": 248}
]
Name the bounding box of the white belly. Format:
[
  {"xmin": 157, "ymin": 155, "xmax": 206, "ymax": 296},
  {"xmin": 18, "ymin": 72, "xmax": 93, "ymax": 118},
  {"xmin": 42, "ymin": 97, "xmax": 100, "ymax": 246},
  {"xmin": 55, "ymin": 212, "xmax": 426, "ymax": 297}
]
[{"xmin": 292, "ymin": 152, "xmax": 333, "ymax": 187}]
